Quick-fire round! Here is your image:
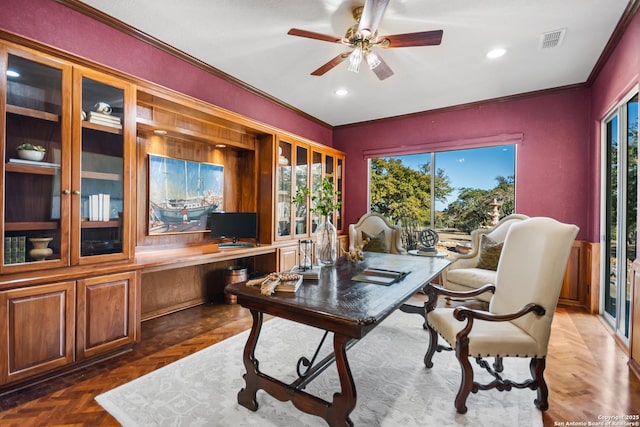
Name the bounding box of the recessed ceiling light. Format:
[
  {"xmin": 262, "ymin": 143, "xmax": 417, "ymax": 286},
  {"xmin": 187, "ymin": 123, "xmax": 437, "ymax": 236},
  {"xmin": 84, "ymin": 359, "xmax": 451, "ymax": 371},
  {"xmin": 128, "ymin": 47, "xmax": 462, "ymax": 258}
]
[
  {"xmin": 215, "ymin": 144, "xmax": 226, "ymax": 148},
  {"xmin": 335, "ymin": 88, "xmax": 349, "ymax": 96},
  {"xmin": 6, "ymin": 70, "xmax": 20, "ymax": 78},
  {"xmin": 486, "ymin": 48, "xmax": 506, "ymax": 59},
  {"xmin": 153, "ymin": 129, "xmax": 167, "ymax": 135}
]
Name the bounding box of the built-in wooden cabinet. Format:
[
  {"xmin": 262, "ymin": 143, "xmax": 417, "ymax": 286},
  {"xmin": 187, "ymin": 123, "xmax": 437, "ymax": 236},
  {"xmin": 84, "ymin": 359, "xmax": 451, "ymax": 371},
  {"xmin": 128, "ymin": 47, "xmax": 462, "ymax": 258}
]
[
  {"xmin": 0, "ymin": 281, "xmax": 75, "ymax": 384},
  {"xmin": 0, "ymin": 34, "xmax": 349, "ymax": 391},
  {"xmin": 1, "ymin": 44, "xmax": 135, "ymax": 274},
  {"xmin": 0, "ymin": 41, "xmax": 137, "ymax": 389},
  {"xmin": 270, "ymin": 136, "xmax": 344, "ymax": 242},
  {"xmin": 262, "ymin": 135, "xmax": 345, "ymax": 270},
  {"xmin": 0, "ymin": 271, "xmax": 137, "ymax": 385}
]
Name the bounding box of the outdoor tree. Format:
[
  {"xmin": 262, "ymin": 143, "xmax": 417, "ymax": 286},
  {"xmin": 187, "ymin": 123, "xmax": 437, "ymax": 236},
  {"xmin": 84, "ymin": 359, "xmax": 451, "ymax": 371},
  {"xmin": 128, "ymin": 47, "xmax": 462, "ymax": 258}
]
[
  {"xmin": 370, "ymin": 158, "xmax": 452, "ymax": 224},
  {"xmin": 370, "ymin": 158, "xmax": 452, "ymax": 248},
  {"xmin": 443, "ymin": 175, "xmax": 515, "ymax": 233}
]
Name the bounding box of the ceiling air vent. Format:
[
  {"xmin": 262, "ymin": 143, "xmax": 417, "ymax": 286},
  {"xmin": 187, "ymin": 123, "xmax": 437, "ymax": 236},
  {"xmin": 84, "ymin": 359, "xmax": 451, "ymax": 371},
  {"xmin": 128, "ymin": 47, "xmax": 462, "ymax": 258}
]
[{"xmin": 539, "ymin": 28, "xmax": 566, "ymax": 49}]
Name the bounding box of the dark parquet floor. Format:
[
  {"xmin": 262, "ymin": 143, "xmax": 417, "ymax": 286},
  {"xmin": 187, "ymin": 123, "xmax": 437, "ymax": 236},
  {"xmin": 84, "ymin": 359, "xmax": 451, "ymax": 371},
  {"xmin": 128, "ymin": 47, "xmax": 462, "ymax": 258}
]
[{"xmin": 0, "ymin": 302, "xmax": 638, "ymax": 427}]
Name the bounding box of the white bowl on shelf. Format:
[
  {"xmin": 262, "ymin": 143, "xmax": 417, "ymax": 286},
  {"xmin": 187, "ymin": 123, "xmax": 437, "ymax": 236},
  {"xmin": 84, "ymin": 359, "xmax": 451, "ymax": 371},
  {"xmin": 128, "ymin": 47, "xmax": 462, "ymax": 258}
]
[{"xmin": 17, "ymin": 149, "xmax": 45, "ymax": 161}]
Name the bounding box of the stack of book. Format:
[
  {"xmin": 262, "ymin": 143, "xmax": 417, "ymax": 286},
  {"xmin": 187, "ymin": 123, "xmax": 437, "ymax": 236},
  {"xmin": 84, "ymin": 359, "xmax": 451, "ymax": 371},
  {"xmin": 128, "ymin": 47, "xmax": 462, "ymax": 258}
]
[
  {"xmin": 291, "ymin": 265, "xmax": 321, "ymax": 280},
  {"xmin": 274, "ymin": 275, "xmax": 303, "ymax": 293},
  {"xmin": 87, "ymin": 111, "xmax": 122, "ymax": 129},
  {"xmin": 4, "ymin": 236, "xmax": 26, "ymax": 264},
  {"xmin": 88, "ymin": 193, "xmax": 111, "ymax": 221}
]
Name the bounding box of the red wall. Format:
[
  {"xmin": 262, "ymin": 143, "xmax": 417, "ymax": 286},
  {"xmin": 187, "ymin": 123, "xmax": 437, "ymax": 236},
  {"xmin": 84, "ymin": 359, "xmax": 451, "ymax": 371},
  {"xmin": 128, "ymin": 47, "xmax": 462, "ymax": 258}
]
[
  {"xmin": 0, "ymin": 0, "xmax": 333, "ymax": 147},
  {"xmin": 589, "ymin": 8, "xmax": 640, "ymax": 242},
  {"xmin": 334, "ymin": 88, "xmax": 592, "ymax": 240}
]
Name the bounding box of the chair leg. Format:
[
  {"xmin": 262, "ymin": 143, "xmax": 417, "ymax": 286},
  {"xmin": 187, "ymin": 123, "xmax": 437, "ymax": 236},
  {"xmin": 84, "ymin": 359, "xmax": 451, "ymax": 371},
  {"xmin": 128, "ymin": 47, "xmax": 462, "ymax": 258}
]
[
  {"xmin": 531, "ymin": 358, "xmax": 549, "ymax": 411},
  {"xmin": 493, "ymin": 356, "xmax": 504, "ymax": 373},
  {"xmin": 424, "ymin": 321, "xmax": 439, "ymax": 368},
  {"xmin": 454, "ymin": 341, "xmax": 473, "ymax": 414}
]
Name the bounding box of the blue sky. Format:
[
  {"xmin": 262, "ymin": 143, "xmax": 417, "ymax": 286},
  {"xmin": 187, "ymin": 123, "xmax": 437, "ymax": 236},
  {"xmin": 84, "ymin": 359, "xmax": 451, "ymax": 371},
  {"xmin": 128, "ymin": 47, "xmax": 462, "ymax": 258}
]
[{"xmin": 387, "ymin": 145, "xmax": 515, "ymax": 210}]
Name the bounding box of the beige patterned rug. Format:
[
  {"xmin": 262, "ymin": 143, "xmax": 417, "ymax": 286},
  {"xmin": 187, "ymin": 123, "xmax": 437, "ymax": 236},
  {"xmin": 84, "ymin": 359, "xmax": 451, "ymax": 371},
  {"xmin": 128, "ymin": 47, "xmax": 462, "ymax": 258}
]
[{"xmin": 96, "ymin": 310, "xmax": 543, "ymax": 426}]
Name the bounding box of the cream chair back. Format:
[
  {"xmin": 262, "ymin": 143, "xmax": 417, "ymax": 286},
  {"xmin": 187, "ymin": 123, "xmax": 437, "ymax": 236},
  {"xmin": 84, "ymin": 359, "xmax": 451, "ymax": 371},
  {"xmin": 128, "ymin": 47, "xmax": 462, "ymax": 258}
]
[
  {"xmin": 348, "ymin": 213, "xmax": 406, "ymax": 254},
  {"xmin": 489, "ymin": 217, "xmax": 578, "ymax": 356}
]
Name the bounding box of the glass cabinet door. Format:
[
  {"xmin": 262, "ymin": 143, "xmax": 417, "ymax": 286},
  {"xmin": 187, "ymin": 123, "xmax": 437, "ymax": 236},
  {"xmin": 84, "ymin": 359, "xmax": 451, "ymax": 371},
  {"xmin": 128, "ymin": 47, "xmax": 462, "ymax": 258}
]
[
  {"xmin": 2, "ymin": 49, "xmax": 71, "ymax": 271},
  {"xmin": 72, "ymin": 70, "xmax": 131, "ymax": 263},
  {"xmin": 310, "ymin": 151, "xmax": 323, "ymax": 233},
  {"xmin": 325, "ymin": 154, "xmax": 336, "ymax": 225},
  {"xmin": 276, "ymin": 140, "xmax": 292, "ymax": 238},
  {"xmin": 336, "ymin": 157, "xmax": 343, "ymax": 231},
  {"xmin": 294, "ymin": 145, "xmax": 308, "ymax": 236}
]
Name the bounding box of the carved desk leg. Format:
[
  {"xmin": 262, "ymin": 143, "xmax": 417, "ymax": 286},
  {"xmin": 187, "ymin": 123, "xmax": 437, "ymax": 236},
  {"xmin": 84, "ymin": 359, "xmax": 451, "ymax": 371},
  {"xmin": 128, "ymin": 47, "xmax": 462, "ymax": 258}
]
[
  {"xmin": 325, "ymin": 333, "xmax": 356, "ymax": 427},
  {"xmin": 237, "ymin": 309, "xmax": 264, "ymax": 411}
]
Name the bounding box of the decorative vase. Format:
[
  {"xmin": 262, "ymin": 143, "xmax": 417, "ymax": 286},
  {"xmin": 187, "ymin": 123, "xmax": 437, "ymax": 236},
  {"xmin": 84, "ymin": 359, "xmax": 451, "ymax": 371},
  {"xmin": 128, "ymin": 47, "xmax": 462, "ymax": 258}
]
[
  {"xmin": 29, "ymin": 237, "xmax": 53, "ymax": 261},
  {"xmin": 316, "ymin": 216, "xmax": 337, "ymax": 266}
]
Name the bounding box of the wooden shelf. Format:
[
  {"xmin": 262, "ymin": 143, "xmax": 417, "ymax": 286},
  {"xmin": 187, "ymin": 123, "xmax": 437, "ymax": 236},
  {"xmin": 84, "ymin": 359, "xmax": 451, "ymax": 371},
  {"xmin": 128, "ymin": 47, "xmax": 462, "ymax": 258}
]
[
  {"xmin": 81, "ymin": 170, "xmax": 120, "ymax": 181},
  {"xmin": 5, "ymin": 221, "xmax": 59, "ymax": 231},
  {"xmin": 81, "ymin": 220, "xmax": 120, "ymax": 228},
  {"xmin": 82, "ymin": 120, "xmax": 123, "ymax": 135},
  {"xmin": 5, "ymin": 163, "xmax": 59, "ymax": 175},
  {"xmin": 6, "ymin": 104, "xmax": 59, "ymax": 122}
]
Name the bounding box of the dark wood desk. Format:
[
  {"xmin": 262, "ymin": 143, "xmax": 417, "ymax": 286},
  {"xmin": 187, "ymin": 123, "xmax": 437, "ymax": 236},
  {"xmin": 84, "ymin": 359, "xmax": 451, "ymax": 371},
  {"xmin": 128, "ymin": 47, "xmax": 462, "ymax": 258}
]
[{"xmin": 225, "ymin": 252, "xmax": 450, "ymax": 426}]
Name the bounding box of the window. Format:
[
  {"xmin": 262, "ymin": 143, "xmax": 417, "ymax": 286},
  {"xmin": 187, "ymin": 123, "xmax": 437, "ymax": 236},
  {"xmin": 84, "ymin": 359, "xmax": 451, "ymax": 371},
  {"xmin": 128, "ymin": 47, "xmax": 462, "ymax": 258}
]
[
  {"xmin": 601, "ymin": 90, "xmax": 638, "ymax": 343},
  {"xmin": 368, "ymin": 145, "xmax": 516, "ymax": 250}
]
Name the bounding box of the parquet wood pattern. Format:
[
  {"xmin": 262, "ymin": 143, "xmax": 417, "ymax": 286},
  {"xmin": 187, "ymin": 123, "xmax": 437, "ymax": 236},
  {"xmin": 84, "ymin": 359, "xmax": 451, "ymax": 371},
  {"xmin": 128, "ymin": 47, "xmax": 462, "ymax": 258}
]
[{"xmin": 0, "ymin": 304, "xmax": 638, "ymax": 426}]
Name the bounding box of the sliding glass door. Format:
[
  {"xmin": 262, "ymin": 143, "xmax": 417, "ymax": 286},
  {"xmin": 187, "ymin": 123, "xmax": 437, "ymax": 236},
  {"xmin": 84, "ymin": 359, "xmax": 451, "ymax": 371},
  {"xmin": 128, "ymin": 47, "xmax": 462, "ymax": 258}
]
[{"xmin": 602, "ymin": 91, "xmax": 638, "ymax": 342}]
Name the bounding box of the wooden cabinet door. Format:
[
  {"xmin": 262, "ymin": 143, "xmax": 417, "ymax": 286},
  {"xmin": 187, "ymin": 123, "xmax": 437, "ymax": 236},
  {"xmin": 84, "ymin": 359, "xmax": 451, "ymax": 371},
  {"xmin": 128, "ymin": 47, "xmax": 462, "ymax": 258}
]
[
  {"xmin": 278, "ymin": 245, "xmax": 299, "ymax": 272},
  {"xmin": 0, "ymin": 281, "xmax": 75, "ymax": 385},
  {"xmin": 76, "ymin": 271, "xmax": 138, "ymax": 360}
]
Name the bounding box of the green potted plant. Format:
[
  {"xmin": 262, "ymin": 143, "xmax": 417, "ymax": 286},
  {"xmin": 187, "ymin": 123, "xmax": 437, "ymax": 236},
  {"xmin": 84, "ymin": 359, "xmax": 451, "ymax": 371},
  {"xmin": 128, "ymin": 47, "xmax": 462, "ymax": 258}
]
[
  {"xmin": 293, "ymin": 174, "xmax": 342, "ymax": 265},
  {"xmin": 16, "ymin": 143, "xmax": 46, "ymax": 162}
]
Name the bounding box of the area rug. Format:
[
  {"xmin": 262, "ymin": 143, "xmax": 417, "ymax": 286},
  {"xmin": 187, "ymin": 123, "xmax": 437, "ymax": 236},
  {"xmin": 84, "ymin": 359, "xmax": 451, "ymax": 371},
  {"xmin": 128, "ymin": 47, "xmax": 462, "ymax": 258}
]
[{"xmin": 96, "ymin": 310, "xmax": 543, "ymax": 427}]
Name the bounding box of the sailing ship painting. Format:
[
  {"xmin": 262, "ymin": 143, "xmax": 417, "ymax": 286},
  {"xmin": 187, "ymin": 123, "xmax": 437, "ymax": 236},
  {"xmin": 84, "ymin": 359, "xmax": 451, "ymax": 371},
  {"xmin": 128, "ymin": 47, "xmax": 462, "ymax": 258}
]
[{"xmin": 148, "ymin": 154, "xmax": 223, "ymax": 234}]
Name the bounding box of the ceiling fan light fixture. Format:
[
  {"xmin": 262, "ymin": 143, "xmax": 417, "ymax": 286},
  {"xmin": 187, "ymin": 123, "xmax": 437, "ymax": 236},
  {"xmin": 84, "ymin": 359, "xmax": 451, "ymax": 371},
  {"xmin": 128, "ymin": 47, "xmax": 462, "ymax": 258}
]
[
  {"xmin": 365, "ymin": 51, "xmax": 381, "ymax": 70},
  {"xmin": 486, "ymin": 48, "xmax": 507, "ymax": 59},
  {"xmin": 348, "ymin": 46, "xmax": 363, "ymax": 73}
]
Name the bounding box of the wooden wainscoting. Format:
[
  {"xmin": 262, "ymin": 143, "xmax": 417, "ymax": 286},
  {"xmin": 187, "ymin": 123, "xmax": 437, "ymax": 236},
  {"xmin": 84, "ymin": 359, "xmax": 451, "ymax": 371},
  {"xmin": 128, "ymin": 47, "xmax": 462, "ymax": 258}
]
[{"xmin": 558, "ymin": 240, "xmax": 599, "ymax": 313}]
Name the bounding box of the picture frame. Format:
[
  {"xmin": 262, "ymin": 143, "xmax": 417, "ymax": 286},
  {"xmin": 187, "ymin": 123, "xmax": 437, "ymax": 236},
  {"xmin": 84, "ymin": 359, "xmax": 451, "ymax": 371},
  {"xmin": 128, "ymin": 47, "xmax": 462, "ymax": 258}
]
[{"xmin": 148, "ymin": 153, "xmax": 223, "ymax": 235}]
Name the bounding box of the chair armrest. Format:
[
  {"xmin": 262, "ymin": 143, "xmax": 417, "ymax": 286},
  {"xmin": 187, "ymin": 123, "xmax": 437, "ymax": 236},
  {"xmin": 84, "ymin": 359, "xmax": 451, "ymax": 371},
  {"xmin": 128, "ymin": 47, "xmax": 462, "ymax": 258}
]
[
  {"xmin": 424, "ymin": 283, "xmax": 496, "ymax": 311},
  {"xmin": 454, "ymin": 303, "xmax": 545, "ymax": 322},
  {"xmin": 452, "ymin": 303, "xmax": 545, "ymax": 341}
]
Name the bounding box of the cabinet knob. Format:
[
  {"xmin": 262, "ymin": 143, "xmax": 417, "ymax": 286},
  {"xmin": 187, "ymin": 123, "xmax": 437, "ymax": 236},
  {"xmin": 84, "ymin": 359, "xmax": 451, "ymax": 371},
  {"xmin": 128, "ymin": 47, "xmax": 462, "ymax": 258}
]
[
  {"xmin": 62, "ymin": 189, "xmax": 70, "ymax": 195},
  {"xmin": 73, "ymin": 190, "xmax": 81, "ymax": 195}
]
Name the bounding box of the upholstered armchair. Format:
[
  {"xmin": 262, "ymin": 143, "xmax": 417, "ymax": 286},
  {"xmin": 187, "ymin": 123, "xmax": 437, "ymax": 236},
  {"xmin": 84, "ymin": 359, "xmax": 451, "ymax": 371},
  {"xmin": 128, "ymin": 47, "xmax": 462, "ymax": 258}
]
[
  {"xmin": 442, "ymin": 213, "xmax": 529, "ymax": 302},
  {"xmin": 348, "ymin": 213, "xmax": 407, "ymax": 254},
  {"xmin": 423, "ymin": 217, "xmax": 579, "ymax": 414}
]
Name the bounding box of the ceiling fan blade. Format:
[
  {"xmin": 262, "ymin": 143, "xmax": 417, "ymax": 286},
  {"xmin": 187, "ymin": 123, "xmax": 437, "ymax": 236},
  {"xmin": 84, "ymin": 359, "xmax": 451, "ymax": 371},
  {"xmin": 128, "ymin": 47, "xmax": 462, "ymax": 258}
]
[
  {"xmin": 358, "ymin": 0, "xmax": 390, "ymax": 35},
  {"xmin": 287, "ymin": 28, "xmax": 342, "ymax": 43},
  {"xmin": 372, "ymin": 55, "xmax": 394, "ymax": 80},
  {"xmin": 380, "ymin": 30, "xmax": 444, "ymax": 48},
  {"xmin": 311, "ymin": 53, "xmax": 349, "ymax": 76}
]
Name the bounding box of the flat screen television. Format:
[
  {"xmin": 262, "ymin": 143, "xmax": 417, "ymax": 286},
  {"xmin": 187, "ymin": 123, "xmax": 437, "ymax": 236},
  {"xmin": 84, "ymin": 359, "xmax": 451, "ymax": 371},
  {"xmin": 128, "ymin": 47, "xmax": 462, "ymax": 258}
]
[{"xmin": 207, "ymin": 212, "xmax": 258, "ymax": 241}]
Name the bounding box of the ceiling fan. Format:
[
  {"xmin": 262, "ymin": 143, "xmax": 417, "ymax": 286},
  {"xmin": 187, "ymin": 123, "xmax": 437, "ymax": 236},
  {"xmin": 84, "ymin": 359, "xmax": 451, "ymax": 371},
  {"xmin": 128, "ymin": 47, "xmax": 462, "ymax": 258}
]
[{"xmin": 287, "ymin": 0, "xmax": 443, "ymax": 80}]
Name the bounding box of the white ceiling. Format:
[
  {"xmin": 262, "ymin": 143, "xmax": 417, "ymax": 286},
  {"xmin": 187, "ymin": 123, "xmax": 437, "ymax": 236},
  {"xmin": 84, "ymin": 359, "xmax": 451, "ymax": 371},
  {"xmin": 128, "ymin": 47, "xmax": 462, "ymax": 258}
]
[{"xmin": 79, "ymin": 0, "xmax": 631, "ymax": 127}]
